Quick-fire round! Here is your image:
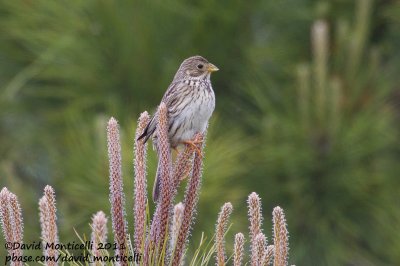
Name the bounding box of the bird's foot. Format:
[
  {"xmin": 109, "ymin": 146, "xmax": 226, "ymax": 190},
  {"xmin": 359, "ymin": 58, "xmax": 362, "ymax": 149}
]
[{"xmin": 182, "ymin": 139, "xmax": 203, "ymax": 159}]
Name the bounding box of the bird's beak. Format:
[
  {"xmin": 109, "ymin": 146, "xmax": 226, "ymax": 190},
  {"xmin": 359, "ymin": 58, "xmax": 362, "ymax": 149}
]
[{"xmin": 207, "ymin": 63, "xmax": 219, "ymax": 73}]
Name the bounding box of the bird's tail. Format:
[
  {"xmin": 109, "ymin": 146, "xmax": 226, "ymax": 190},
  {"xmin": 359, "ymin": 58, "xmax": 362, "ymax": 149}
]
[
  {"xmin": 153, "ymin": 162, "xmax": 161, "ymax": 203},
  {"xmin": 152, "ymin": 136, "xmax": 162, "ymax": 203}
]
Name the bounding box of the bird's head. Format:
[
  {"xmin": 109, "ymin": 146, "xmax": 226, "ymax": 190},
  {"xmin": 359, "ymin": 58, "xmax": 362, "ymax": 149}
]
[{"xmin": 175, "ymin": 55, "xmax": 219, "ymax": 81}]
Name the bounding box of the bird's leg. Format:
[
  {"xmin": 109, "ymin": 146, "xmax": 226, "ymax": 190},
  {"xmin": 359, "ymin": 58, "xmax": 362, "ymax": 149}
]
[{"xmin": 182, "ymin": 139, "xmax": 203, "ymax": 159}]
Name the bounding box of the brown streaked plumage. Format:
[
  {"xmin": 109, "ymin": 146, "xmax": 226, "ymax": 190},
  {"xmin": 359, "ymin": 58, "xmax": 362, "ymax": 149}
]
[{"xmin": 138, "ymin": 55, "xmax": 218, "ymax": 202}]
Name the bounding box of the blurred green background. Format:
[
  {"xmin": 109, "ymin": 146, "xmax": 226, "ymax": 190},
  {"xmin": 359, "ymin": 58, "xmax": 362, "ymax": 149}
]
[{"xmin": 1, "ymin": 0, "xmax": 400, "ymax": 265}]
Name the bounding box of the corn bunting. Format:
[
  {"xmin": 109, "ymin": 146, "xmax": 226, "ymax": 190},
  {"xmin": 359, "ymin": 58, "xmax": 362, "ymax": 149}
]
[{"xmin": 138, "ymin": 55, "xmax": 218, "ymax": 201}]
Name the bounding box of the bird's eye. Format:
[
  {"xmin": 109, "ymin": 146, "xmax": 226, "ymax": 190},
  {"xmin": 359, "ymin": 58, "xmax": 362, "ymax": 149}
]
[{"xmin": 197, "ymin": 64, "xmax": 204, "ymax": 69}]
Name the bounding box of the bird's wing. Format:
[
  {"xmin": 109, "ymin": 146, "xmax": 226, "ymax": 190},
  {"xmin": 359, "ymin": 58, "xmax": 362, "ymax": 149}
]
[
  {"xmin": 162, "ymin": 81, "xmax": 191, "ymax": 115},
  {"xmin": 137, "ymin": 114, "xmax": 157, "ymax": 143},
  {"xmin": 137, "ymin": 81, "xmax": 189, "ymax": 143}
]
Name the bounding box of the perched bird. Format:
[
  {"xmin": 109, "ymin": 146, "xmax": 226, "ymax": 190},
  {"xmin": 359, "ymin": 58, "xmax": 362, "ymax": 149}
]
[{"xmin": 138, "ymin": 55, "xmax": 218, "ymax": 202}]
